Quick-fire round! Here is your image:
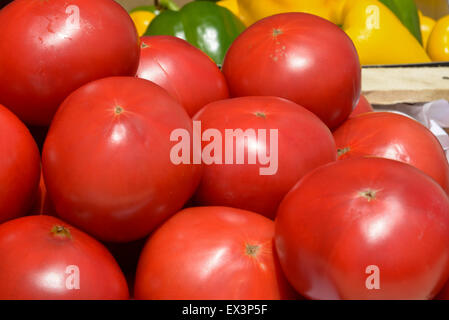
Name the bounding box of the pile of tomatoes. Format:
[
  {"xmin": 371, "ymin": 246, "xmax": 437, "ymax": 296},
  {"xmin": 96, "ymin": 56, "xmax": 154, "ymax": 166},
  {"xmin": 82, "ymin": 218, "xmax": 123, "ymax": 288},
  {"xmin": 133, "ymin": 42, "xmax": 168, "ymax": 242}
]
[{"xmin": 1, "ymin": 0, "xmax": 449, "ymax": 300}]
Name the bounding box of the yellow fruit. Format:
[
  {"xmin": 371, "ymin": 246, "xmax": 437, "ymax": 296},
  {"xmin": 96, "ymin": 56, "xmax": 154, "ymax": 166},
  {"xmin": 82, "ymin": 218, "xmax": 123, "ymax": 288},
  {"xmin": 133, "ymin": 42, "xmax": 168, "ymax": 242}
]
[
  {"xmin": 427, "ymin": 15, "xmax": 449, "ymax": 61},
  {"xmin": 130, "ymin": 11, "xmax": 156, "ymax": 37},
  {"xmin": 217, "ymin": 0, "xmax": 239, "ymax": 16},
  {"xmin": 419, "ymin": 11, "xmax": 436, "ymax": 49},
  {"xmin": 237, "ymin": 0, "xmax": 333, "ymax": 26},
  {"xmin": 218, "ymin": 0, "xmax": 246, "ymax": 25},
  {"xmin": 342, "ymin": 0, "xmax": 430, "ymax": 65}
]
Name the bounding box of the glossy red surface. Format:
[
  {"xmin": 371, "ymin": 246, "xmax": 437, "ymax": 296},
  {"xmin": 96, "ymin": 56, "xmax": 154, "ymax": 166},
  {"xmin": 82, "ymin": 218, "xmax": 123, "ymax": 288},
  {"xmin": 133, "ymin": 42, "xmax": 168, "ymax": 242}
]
[
  {"xmin": 222, "ymin": 13, "xmax": 361, "ymax": 129},
  {"xmin": 349, "ymin": 95, "xmax": 374, "ymax": 118},
  {"xmin": 334, "ymin": 112, "xmax": 449, "ymax": 193},
  {"xmin": 0, "ymin": 0, "xmax": 140, "ymax": 125},
  {"xmin": 42, "ymin": 77, "xmax": 202, "ymax": 242},
  {"xmin": 0, "ymin": 104, "xmax": 40, "ymax": 223},
  {"xmin": 0, "ymin": 215, "xmax": 129, "ymax": 299},
  {"xmin": 193, "ymin": 96, "xmax": 337, "ymax": 219},
  {"xmin": 137, "ymin": 36, "xmax": 229, "ymax": 117},
  {"xmin": 134, "ymin": 206, "xmax": 296, "ymax": 300},
  {"xmin": 275, "ymin": 158, "xmax": 449, "ymax": 300}
]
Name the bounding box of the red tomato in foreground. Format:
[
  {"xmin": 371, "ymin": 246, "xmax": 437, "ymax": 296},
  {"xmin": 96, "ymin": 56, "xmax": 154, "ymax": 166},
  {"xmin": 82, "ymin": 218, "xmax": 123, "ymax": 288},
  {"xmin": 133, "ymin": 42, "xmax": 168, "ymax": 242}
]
[
  {"xmin": 349, "ymin": 95, "xmax": 373, "ymax": 118},
  {"xmin": 222, "ymin": 13, "xmax": 361, "ymax": 129},
  {"xmin": 275, "ymin": 158, "xmax": 449, "ymax": 300},
  {"xmin": 0, "ymin": 0, "xmax": 140, "ymax": 125},
  {"xmin": 0, "ymin": 215, "xmax": 129, "ymax": 299},
  {"xmin": 137, "ymin": 36, "xmax": 229, "ymax": 116},
  {"xmin": 0, "ymin": 104, "xmax": 40, "ymax": 224},
  {"xmin": 193, "ymin": 97, "xmax": 336, "ymax": 218},
  {"xmin": 43, "ymin": 77, "xmax": 202, "ymax": 242},
  {"xmin": 333, "ymin": 112, "xmax": 449, "ymax": 193},
  {"xmin": 134, "ymin": 206, "xmax": 296, "ymax": 300}
]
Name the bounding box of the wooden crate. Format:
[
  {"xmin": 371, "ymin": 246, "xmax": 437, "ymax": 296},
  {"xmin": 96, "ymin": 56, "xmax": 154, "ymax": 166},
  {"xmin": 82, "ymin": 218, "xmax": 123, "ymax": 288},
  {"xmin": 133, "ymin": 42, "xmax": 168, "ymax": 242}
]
[
  {"xmin": 362, "ymin": 65, "xmax": 449, "ymax": 105},
  {"xmin": 362, "ymin": 64, "xmax": 449, "ymax": 134}
]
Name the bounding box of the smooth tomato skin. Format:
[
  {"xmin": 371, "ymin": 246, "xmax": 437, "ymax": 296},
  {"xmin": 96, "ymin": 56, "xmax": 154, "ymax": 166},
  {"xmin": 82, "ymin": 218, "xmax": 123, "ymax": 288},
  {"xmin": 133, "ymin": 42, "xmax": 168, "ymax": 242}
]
[
  {"xmin": 137, "ymin": 36, "xmax": 229, "ymax": 117},
  {"xmin": 275, "ymin": 158, "xmax": 449, "ymax": 300},
  {"xmin": 333, "ymin": 112, "xmax": 449, "ymax": 193},
  {"xmin": 349, "ymin": 95, "xmax": 373, "ymax": 118},
  {"xmin": 134, "ymin": 206, "xmax": 296, "ymax": 300},
  {"xmin": 193, "ymin": 96, "xmax": 337, "ymax": 219},
  {"xmin": 222, "ymin": 13, "xmax": 361, "ymax": 130},
  {"xmin": 0, "ymin": 104, "xmax": 40, "ymax": 223},
  {"xmin": 0, "ymin": 0, "xmax": 140, "ymax": 126},
  {"xmin": 42, "ymin": 77, "xmax": 202, "ymax": 242},
  {"xmin": 0, "ymin": 215, "xmax": 129, "ymax": 300}
]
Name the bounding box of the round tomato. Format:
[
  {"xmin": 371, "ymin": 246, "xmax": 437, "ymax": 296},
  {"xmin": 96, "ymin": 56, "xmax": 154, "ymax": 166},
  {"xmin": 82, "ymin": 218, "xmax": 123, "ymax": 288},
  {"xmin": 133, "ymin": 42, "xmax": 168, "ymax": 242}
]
[
  {"xmin": 0, "ymin": 104, "xmax": 40, "ymax": 224},
  {"xmin": 42, "ymin": 77, "xmax": 202, "ymax": 242},
  {"xmin": 0, "ymin": 215, "xmax": 129, "ymax": 299},
  {"xmin": 193, "ymin": 96, "xmax": 336, "ymax": 219},
  {"xmin": 0, "ymin": 0, "xmax": 140, "ymax": 126},
  {"xmin": 134, "ymin": 206, "xmax": 296, "ymax": 300},
  {"xmin": 333, "ymin": 112, "xmax": 449, "ymax": 193},
  {"xmin": 222, "ymin": 13, "xmax": 361, "ymax": 129},
  {"xmin": 349, "ymin": 95, "xmax": 373, "ymax": 118},
  {"xmin": 275, "ymin": 158, "xmax": 449, "ymax": 300},
  {"xmin": 137, "ymin": 36, "xmax": 229, "ymax": 117}
]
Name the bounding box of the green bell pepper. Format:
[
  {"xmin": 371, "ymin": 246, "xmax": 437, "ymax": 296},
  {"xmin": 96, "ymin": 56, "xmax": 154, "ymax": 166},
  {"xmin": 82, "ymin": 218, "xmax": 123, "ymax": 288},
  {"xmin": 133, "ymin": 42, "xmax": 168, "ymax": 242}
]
[
  {"xmin": 144, "ymin": 1, "xmax": 246, "ymax": 65},
  {"xmin": 379, "ymin": 0, "xmax": 422, "ymax": 45}
]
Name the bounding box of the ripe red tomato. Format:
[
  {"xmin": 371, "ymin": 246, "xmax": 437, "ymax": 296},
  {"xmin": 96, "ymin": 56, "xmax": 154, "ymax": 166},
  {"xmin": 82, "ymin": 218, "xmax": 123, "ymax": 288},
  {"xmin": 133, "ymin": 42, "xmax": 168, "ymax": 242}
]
[
  {"xmin": 222, "ymin": 13, "xmax": 361, "ymax": 129},
  {"xmin": 193, "ymin": 96, "xmax": 336, "ymax": 219},
  {"xmin": 134, "ymin": 206, "xmax": 296, "ymax": 300},
  {"xmin": 333, "ymin": 112, "xmax": 449, "ymax": 193},
  {"xmin": 0, "ymin": 215, "xmax": 129, "ymax": 299},
  {"xmin": 349, "ymin": 95, "xmax": 373, "ymax": 118},
  {"xmin": 0, "ymin": 0, "xmax": 140, "ymax": 126},
  {"xmin": 275, "ymin": 158, "xmax": 449, "ymax": 300},
  {"xmin": 42, "ymin": 77, "xmax": 202, "ymax": 242},
  {"xmin": 0, "ymin": 104, "xmax": 40, "ymax": 224},
  {"xmin": 137, "ymin": 36, "xmax": 229, "ymax": 117}
]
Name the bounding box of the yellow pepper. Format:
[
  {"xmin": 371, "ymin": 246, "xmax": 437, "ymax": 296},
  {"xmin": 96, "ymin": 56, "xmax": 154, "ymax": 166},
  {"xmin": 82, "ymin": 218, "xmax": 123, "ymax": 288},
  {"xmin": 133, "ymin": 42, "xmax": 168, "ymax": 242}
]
[
  {"xmin": 427, "ymin": 15, "xmax": 449, "ymax": 62},
  {"xmin": 339, "ymin": 0, "xmax": 431, "ymax": 65},
  {"xmin": 236, "ymin": 0, "xmax": 334, "ymax": 26},
  {"xmin": 327, "ymin": 0, "xmax": 347, "ymax": 24},
  {"xmin": 217, "ymin": 0, "xmax": 238, "ymax": 16},
  {"xmin": 130, "ymin": 10, "xmax": 157, "ymax": 37},
  {"xmin": 419, "ymin": 11, "xmax": 436, "ymax": 49},
  {"xmin": 217, "ymin": 0, "xmax": 246, "ymax": 25}
]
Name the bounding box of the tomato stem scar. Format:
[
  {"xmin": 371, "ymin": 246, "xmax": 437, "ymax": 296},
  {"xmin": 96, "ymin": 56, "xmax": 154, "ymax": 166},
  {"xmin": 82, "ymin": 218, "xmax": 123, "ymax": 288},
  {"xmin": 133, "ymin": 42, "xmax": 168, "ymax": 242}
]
[
  {"xmin": 115, "ymin": 106, "xmax": 124, "ymax": 115},
  {"xmin": 51, "ymin": 225, "xmax": 72, "ymax": 239},
  {"xmin": 337, "ymin": 147, "xmax": 350, "ymax": 157},
  {"xmin": 245, "ymin": 243, "xmax": 260, "ymax": 257}
]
